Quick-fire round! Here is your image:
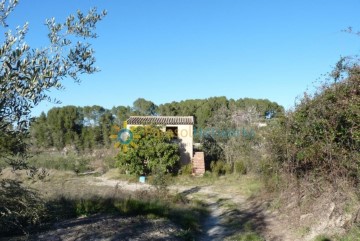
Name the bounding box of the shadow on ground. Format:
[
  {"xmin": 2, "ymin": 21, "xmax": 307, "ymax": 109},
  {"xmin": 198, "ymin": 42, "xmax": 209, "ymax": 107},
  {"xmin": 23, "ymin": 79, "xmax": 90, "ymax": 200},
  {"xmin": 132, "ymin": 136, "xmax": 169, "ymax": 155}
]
[
  {"xmin": 0, "ymin": 215, "xmax": 184, "ymax": 241},
  {"xmin": 179, "ymin": 186, "xmax": 282, "ymax": 241}
]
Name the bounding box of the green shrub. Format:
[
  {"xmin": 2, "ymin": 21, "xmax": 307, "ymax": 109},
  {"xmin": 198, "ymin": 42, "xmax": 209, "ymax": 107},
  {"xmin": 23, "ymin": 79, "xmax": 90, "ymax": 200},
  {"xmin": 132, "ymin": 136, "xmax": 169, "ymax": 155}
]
[
  {"xmin": 210, "ymin": 160, "xmax": 233, "ymax": 176},
  {"xmin": 115, "ymin": 126, "xmax": 180, "ymax": 175},
  {"xmin": 235, "ymin": 232, "xmax": 264, "ymax": 241},
  {"xmin": 268, "ymin": 61, "xmax": 360, "ymax": 183},
  {"xmin": 104, "ymin": 156, "xmax": 116, "ymax": 169},
  {"xmin": 210, "ymin": 160, "xmax": 225, "ymax": 176},
  {"xmin": 313, "ymin": 235, "xmax": 332, "ymax": 241},
  {"xmin": 0, "ymin": 180, "xmax": 46, "ymax": 235},
  {"xmin": 258, "ymin": 159, "xmax": 281, "ymax": 191},
  {"xmin": 234, "ymin": 161, "xmax": 247, "ymax": 175},
  {"xmin": 180, "ymin": 163, "xmax": 193, "ymax": 175},
  {"xmin": 203, "ymin": 170, "xmax": 212, "ymax": 178},
  {"xmin": 150, "ymin": 166, "xmax": 171, "ymax": 194},
  {"xmin": 224, "ymin": 162, "xmax": 233, "ymax": 174},
  {"xmin": 28, "ymin": 154, "xmax": 92, "ymax": 173}
]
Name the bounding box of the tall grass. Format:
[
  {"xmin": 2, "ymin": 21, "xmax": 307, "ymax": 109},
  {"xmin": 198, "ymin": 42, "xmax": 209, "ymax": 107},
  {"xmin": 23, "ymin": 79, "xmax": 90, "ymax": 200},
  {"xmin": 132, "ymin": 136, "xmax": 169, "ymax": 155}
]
[{"xmin": 27, "ymin": 153, "xmax": 92, "ymax": 173}]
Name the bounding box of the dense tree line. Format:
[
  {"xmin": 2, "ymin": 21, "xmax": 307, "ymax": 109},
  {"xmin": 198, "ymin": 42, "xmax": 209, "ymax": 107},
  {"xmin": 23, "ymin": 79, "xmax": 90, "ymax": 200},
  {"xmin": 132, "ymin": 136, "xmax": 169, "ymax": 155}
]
[
  {"xmin": 30, "ymin": 106, "xmax": 114, "ymax": 150},
  {"xmin": 158, "ymin": 97, "xmax": 283, "ymax": 128},
  {"xmin": 111, "ymin": 96, "xmax": 283, "ymax": 128},
  {"xmin": 30, "ymin": 97, "xmax": 284, "ymax": 150}
]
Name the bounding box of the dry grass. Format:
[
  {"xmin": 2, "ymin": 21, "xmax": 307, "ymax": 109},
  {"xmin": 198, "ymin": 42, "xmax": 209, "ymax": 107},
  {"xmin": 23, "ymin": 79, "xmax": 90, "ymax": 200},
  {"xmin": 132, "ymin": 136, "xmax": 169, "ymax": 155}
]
[{"xmin": 0, "ymin": 167, "xmax": 208, "ymax": 240}]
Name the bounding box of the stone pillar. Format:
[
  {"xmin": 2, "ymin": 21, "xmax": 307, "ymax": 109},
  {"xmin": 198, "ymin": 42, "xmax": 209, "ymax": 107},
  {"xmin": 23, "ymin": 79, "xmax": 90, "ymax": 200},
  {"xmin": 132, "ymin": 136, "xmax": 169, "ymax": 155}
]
[{"xmin": 192, "ymin": 152, "xmax": 205, "ymax": 176}]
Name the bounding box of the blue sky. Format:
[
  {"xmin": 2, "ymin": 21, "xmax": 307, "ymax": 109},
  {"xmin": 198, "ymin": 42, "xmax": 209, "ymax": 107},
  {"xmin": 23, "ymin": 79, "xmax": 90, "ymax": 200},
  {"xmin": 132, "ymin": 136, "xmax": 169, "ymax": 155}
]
[{"xmin": 6, "ymin": 0, "xmax": 360, "ymax": 116}]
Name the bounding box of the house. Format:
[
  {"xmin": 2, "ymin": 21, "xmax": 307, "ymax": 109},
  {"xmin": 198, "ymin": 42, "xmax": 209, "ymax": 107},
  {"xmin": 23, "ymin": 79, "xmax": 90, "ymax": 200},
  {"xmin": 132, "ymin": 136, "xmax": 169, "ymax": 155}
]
[{"xmin": 126, "ymin": 116, "xmax": 194, "ymax": 165}]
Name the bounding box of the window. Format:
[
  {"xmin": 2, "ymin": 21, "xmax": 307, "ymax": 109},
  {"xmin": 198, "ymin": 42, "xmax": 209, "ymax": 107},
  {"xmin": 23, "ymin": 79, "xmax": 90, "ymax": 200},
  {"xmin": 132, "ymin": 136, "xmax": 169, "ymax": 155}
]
[{"xmin": 166, "ymin": 126, "xmax": 178, "ymax": 139}]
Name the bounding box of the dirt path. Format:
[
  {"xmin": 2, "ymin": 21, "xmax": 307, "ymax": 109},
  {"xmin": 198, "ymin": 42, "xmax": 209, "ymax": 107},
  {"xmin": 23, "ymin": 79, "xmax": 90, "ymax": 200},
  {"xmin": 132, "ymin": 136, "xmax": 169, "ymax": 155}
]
[
  {"xmin": 89, "ymin": 177, "xmax": 239, "ymax": 239},
  {"xmin": 198, "ymin": 202, "xmax": 226, "ymax": 241},
  {"xmin": 90, "ymin": 175, "xmax": 315, "ymax": 241},
  {"xmin": 19, "ymin": 174, "xmax": 299, "ymax": 241},
  {"xmin": 85, "ymin": 175, "xmax": 340, "ymax": 241},
  {"xmin": 2, "ymin": 169, "xmax": 344, "ymax": 240},
  {"xmin": 89, "ymin": 177, "xmax": 271, "ymax": 240}
]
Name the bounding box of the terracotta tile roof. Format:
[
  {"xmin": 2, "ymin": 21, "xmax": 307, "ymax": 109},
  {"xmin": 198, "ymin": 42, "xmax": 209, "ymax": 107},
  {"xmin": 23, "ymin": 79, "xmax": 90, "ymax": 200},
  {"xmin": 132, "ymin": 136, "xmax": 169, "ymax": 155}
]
[{"xmin": 127, "ymin": 116, "xmax": 194, "ymax": 125}]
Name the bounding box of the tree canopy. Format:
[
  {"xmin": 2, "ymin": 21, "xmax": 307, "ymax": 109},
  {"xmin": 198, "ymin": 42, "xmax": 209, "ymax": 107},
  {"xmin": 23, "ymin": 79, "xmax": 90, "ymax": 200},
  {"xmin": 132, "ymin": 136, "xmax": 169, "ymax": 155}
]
[
  {"xmin": 0, "ymin": 0, "xmax": 106, "ymax": 234},
  {"xmin": 29, "ymin": 96, "xmax": 284, "ymax": 151},
  {"xmin": 0, "ymin": 0, "xmax": 106, "ymax": 162},
  {"xmin": 115, "ymin": 125, "xmax": 180, "ymax": 175}
]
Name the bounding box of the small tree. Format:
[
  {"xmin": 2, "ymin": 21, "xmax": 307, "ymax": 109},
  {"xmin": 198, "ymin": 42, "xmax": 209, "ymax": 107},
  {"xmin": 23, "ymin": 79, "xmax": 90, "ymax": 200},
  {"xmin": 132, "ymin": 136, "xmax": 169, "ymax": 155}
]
[
  {"xmin": 0, "ymin": 0, "xmax": 106, "ymax": 234},
  {"xmin": 115, "ymin": 126, "xmax": 180, "ymax": 175},
  {"xmin": 0, "ymin": 0, "xmax": 106, "ymax": 166}
]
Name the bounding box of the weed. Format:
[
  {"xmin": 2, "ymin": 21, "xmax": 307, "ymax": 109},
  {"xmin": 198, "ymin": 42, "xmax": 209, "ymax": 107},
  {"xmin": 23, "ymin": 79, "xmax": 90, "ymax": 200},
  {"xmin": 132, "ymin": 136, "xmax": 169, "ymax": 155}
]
[
  {"xmin": 313, "ymin": 234, "xmax": 332, "ymax": 241},
  {"xmin": 175, "ymin": 229, "xmax": 194, "ymax": 241},
  {"xmin": 336, "ymin": 224, "xmax": 360, "ymax": 241},
  {"xmin": 228, "ymin": 232, "xmax": 264, "ymax": 241},
  {"xmin": 180, "ymin": 163, "xmax": 193, "ymax": 176},
  {"xmin": 234, "ymin": 161, "xmax": 247, "ymax": 175},
  {"xmin": 296, "ymin": 226, "xmax": 310, "ymax": 237}
]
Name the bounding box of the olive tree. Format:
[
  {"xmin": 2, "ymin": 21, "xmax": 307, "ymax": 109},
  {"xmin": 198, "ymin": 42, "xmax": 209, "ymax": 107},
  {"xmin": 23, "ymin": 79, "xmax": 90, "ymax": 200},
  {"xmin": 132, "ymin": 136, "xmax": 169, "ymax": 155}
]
[
  {"xmin": 0, "ymin": 0, "xmax": 106, "ymax": 166},
  {"xmin": 0, "ymin": 0, "xmax": 106, "ymax": 234}
]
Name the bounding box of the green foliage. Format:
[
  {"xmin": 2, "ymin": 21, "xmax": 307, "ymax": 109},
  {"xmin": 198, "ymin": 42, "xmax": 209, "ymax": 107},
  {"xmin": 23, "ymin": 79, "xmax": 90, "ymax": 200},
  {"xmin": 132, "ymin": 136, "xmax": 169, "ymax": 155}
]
[
  {"xmin": 0, "ymin": 1, "xmax": 106, "ymax": 157},
  {"xmin": 230, "ymin": 232, "xmax": 264, "ymax": 241},
  {"xmin": 268, "ymin": 60, "xmax": 360, "ymax": 182},
  {"xmin": 0, "ymin": 179, "xmax": 46, "ymax": 235},
  {"xmin": 210, "ymin": 160, "xmax": 232, "ymax": 176},
  {"xmin": 29, "ymin": 97, "xmax": 283, "ymax": 153},
  {"xmin": 30, "ymin": 105, "xmax": 115, "ymax": 151},
  {"xmin": 0, "ymin": 127, "xmax": 27, "ymax": 158},
  {"xmin": 45, "ymin": 106, "xmax": 83, "ymax": 149},
  {"xmin": 0, "ymin": 2, "xmax": 106, "ymax": 138},
  {"xmin": 150, "ymin": 167, "xmax": 171, "ymax": 194},
  {"xmin": 180, "ymin": 163, "xmax": 193, "ymax": 175},
  {"xmin": 336, "ymin": 224, "xmax": 360, "ymax": 241},
  {"xmin": 1, "ymin": 191, "xmax": 206, "ymax": 238},
  {"xmin": 28, "ymin": 154, "xmax": 92, "ymax": 173},
  {"xmin": 158, "ymin": 97, "xmax": 284, "ymax": 129},
  {"xmin": 111, "ymin": 105, "xmax": 132, "ymax": 124},
  {"xmin": 43, "ymin": 195, "xmax": 206, "ymax": 239},
  {"xmin": 313, "ymin": 235, "xmax": 332, "ymax": 241},
  {"xmin": 198, "ymin": 101, "xmax": 264, "ymax": 176},
  {"xmin": 0, "ymin": 1, "xmax": 106, "ymax": 235},
  {"xmin": 132, "ymin": 98, "xmax": 157, "ymax": 115},
  {"xmin": 225, "ymin": 133, "xmax": 260, "ymax": 173},
  {"xmin": 116, "ymin": 126, "xmax": 180, "ymax": 175},
  {"xmin": 234, "ymin": 161, "xmax": 247, "ymax": 175},
  {"xmin": 260, "ymin": 161, "xmax": 281, "ymax": 192},
  {"xmin": 201, "ymin": 135, "xmax": 224, "ymax": 167},
  {"xmin": 228, "ymin": 221, "xmax": 265, "ymax": 241}
]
